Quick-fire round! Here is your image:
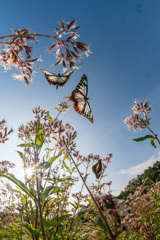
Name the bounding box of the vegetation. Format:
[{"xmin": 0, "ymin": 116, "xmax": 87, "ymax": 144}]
[
  {"xmin": 118, "ymin": 161, "xmax": 160, "ymax": 200},
  {"xmin": 0, "ymin": 19, "xmax": 160, "ymax": 239}
]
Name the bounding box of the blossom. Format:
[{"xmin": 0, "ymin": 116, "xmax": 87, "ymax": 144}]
[{"xmin": 124, "ymin": 100, "xmax": 151, "ymax": 132}]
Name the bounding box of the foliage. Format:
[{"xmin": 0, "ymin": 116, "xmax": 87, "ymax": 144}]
[
  {"xmin": 117, "ymin": 179, "xmax": 160, "ymax": 239},
  {"xmin": 0, "ymin": 19, "xmax": 160, "ymax": 240},
  {"xmin": 0, "ymin": 105, "xmax": 119, "ymax": 240},
  {"xmin": 118, "ymin": 161, "xmax": 160, "ymax": 200},
  {"xmin": 124, "ymin": 100, "xmax": 160, "ymax": 148}
]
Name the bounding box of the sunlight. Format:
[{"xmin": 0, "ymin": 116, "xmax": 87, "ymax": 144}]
[{"xmin": 25, "ymin": 167, "xmax": 34, "ymax": 178}]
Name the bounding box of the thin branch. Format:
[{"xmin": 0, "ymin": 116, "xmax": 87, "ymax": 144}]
[{"xmin": 66, "ymin": 145, "xmax": 115, "ymax": 240}]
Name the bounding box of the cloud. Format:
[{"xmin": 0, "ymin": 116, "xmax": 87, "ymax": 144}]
[{"xmin": 118, "ymin": 153, "xmax": 160, "ymax": 176}]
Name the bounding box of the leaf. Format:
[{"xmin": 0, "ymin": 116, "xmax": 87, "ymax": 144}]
[
  {"xmin": 151, "ymin": 138, "xmax": 157, "ymax": 148},
  {"xmin": 48, "ymin": 116, "xmax": 53, "ymax": 124},
  {"xmin": 22, "ymin": 223, "xmax": 38, "ymax": 237},
  {"xmin": 56, "ymin": 177, "xmax": 73, "ymax": 182},
  {"xmin": 1, "ymin": 173, "xmax": 37, "ymax": 204},
  {"xmin": 84, "ymin": 173, "xmax": 89, "ymax": 179},
  {"xmin": 70, "ymin": 202, "xmax": 77, "ymax": 208},
  {"xmin": 14, "ymin": 189, "xmax": 22, "ymax": 195},
  {"xmin": 62, "ymin": 160, "xmax": 71, "ymax": 173},
  {"xmin": 139, "ymin": 118, "xmax": 148, "ymax": 127},
  {"xmin": 21, "ymin": 196, "xmax": 27, "ymax": 205},
  {"xmin": 16, "ymin": 151, "xmax": 24, "ymax": 160},
  {"xmin": 101, "ymin": 174, "xmax": 107, "ymax": 179},
  {"xmin": 52, "ymin": 136, "xmax": 57, "ymax": 141},
  {"xmin": 132, "ymin": 135, "xmax": 153, "ymax": 142},
  {"xmin": 35, "ymin": 122, "xmax": 44, "ymax": 151},
  {"xmin": 51, "ymin": 187, "xmax": 61, "ymax": 193},
  {"xmin": 55, "ymin": 107, "xmax": 60, "ymax": 112},
  {"xmin": 72, "ymin": 167, "xmax": 76, "ymax": 173},
  {"xmin": 40, "ymin": 152, "xmax": 61, "ymax": 169},
  {"xmin": 44, "ymin": 218, "xmax": 60, "ymax": 227},
  {"xmin": 17, "ymin": 143, "xmax": 32, "ymax": 148},
  {"xmin": 86, "ymin": 198, "xmax": 93, "ymax": 205},
  {"xmin": 63, "ymin": 104, "xmax": 70, "ymax": 109},
  {"xmin": 96, "ymin": 217, "xmax": 108, "ymax": 230},
  {"xmin": 41, "ymin": 186, "xmax": 54, "ymax": 202}
]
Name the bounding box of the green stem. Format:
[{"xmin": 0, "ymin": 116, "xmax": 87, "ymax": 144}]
[{"xmin": 34, "ymin": 148, "xmax": 46, "ymax": 240}]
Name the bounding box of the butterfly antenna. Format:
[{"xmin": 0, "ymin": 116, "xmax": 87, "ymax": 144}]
[{"xmin": 32, "ymin": 63, "xmax": 43, "ymax": 71}]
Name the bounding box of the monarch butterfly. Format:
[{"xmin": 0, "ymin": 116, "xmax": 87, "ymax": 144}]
[
  {"xmin": 34, "ymin": 64, "xmax": 75, "ymax": 89},
  {"xmin": 92, "ymin": 160, "xmax": 102, "ymax": 179},
  {"xmin": 70, "ymin": 74, "xmax": 93, "ymax": 123}
]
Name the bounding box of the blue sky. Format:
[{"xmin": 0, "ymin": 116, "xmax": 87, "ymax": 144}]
[{"xmin": 1, "ymin": 0, "xmax": 160, "ymax": 195}]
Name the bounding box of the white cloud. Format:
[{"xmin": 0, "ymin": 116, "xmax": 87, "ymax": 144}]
[{"xmin": 118, "ymin": 153, "xmax": 160, "ymax": 176}]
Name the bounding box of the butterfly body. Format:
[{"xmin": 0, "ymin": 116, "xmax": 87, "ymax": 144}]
[
  {"xmin": 35, "ymin": 64, "xmax": 75, "ymax": 89},
  {"xmin": 70, "ymin": 74, "xmax": 93, "ymax": 123}
]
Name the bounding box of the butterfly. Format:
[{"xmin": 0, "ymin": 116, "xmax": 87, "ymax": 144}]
[
  {"xmin": 70, "ymin": 74, "xmax": 93, "ymax": 123},
  {"xmin": 92, "ymin": 160, "xmax": 102, "ymax": 179},
  {"xmin": 34, "ymin": 64, "xmax": 75, "ymax": 89}
]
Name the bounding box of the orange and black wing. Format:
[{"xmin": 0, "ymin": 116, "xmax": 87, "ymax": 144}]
[{"xmin": 70, "ymin": 75, "xmax": 93, "ymax": 123}]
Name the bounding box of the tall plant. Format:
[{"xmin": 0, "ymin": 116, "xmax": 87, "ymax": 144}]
[{"xmin": 0, "ymin": 20, "xmax": 123, "ymax": 240}]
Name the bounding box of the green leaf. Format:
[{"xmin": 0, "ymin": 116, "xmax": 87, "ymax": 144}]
[
  {"xmin": 62, "ymin": 160, "xmax": 71, "ymax": 173},
  {"xmin": 63, "ymin": 154, "xmax": 67, "ymax": 160},
  {"xmin": 21, "ymin": 196, "xmax": 27, "ymax": 205},
  {"xmin": 55, "ymin": 107, "xmax": 60, "ymax": 112},
  {"xmin": 72, "ymin": 167, "xmax": 76, "ymax": 173},
  {"xmin": 44, "ymin": 218, "xmax": 60, "ymax": 227},
  {"xmin": 17, "ymin": 143, "xmax": 32, "ymax": 148},
  {"xmin": 16, "ymin": 151, "xmax": 24, "ymax": 160},
  {"xmin": 139, "ymin": 118, "xmax": 148, "ymax": 127},
  {"xmin": 1, "ymin": 173, "xmax": 37, "ymax": 204},
  {"xmin": 63, "ymin": 104, "xmax": 70, "ymax": 109},
  {"xmin": 40, "ymin": 152, "xmax": 61, "ymax": 169},
  {"xmin": 14, "ymin": 189, "xmax": 22, "ymax": 195},
  {"xmin": 48, "ymin": 116, "xmax": 53, "ymax": 124},
  {"xmin": 35, "ymin": 122, "xmax": 44, "ymax": 151},
  {"xmin": 56, "ymin": 177, "xmax": 73, "ymax": 182},
  {"xmin": 101, "ymin": 174, "xmax": 107, "ymax": 179},
  {"xmin": 22, "ymin": 223, "xmax": 38, "ymax": 237},
  {"xmin": 132, "ymin": 135, "xmax": 153, "ymax": 142},
  {"xmin": 51, "ymin": 187, "xmax": 61, "ymax": 193},
  {"xmin": 84, "ymin": 173, "xmax": 89, "ymax": 179},
  {"xmin": 41, "ymin": 186, "xmax": 53, "ymax": 202},
  {"xmin": 52, "ymin": 136, "xmax": 57, "ymax": 141},
  {"xmin": 96, "ymin": 217, "xmax": 108, "ymax": 230},
  {"xmin": 86, "ymin": 198, "xmax": 93, "ymax": 205},
  {"xmin": 151, "ymin": 138, "xmax": 157, "ymax": 148}
]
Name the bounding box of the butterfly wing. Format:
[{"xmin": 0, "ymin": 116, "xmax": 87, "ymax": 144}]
[
  {"xmin": 83, "ymin": 101, "xmax": 93, "ymax": 123},
  {"xmin": 75, "ymin": 74, "xmax": 88, "ymax": 96},
  {"xmin": 70, "ymin": 75, "xmax": 93, "ymax": 123},
  {"xmin": 52, "ymin": 68, "xmax": 75, "ymax": 87},
  {"xmin": 36, "ymin": 65, "xmax": 75, "ymax": 88},
  {"xmin": 92, "ymin": 160, "xmax": 102, "ymax": 179}
]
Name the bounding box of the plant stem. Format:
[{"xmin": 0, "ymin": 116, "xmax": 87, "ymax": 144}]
[
  {"xmin": 66, "ymin": 146, "xmax": 115, "ymax": 240},
  {"xmin": 146, "ymin": 125, "xmax": 160, "ymax": 145},
  {"xmin": 34, "ymin": 148, "xmax": 46, "ymax": 240},
  {"xmin": 0, "ymin": 33, "xmax": 57, "ymax": 41}
]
